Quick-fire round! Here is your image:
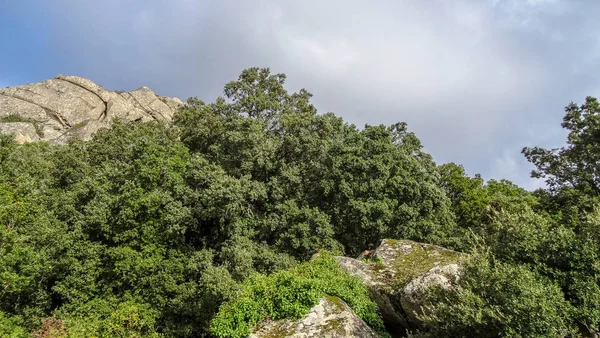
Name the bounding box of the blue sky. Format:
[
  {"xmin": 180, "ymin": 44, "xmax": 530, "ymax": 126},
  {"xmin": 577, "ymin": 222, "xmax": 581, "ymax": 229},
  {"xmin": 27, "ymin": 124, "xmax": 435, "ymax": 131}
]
[{"xmin": 2, "ymin": 0, "xmax": 599, "ymax": 189}]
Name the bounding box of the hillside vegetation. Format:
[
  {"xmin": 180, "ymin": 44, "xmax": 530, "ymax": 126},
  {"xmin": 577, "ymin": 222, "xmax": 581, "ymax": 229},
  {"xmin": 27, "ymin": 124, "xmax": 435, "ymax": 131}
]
[{"xmin": 1, "ymin": 68, "xmax": 600, "ymax": 337}]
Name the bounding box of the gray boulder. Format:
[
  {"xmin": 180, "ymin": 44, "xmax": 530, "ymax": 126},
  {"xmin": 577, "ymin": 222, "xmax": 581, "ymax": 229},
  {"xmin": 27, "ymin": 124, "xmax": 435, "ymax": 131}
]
[
  {"xmin": 0, "ymin": 75, "xmax": 184, "ymax": 143},
  {"xmin": 336, "ymin": 239, "xmax": 463, "ymax": 332},
  {"xmin": 400, "ymin": 263, "xmax": 461, "ymax": 326},
  {"xmin": 250, "ymin": 296, "xmax": 378, "ymax": 338}
]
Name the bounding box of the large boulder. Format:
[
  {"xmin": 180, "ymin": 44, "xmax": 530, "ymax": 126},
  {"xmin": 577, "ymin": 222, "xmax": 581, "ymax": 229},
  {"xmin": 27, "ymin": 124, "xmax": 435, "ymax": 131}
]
[
  {"xmin": 400, "ymin": 263, "xmax": 460, "ymax": 326},
  {"xmin": 0, "ymin": 75, "xmax": 184, "ymax": 143},
  {"xmin": 336, "ymin": 239, "xmax": 463, "ymax": 334},
  {"xmin": 250, "ymin": 296, "xmax": 379, "ymax": 338}
]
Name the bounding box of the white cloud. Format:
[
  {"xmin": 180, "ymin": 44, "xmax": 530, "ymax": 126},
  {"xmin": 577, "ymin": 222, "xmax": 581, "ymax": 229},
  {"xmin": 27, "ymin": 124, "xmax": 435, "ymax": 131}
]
[
  {"xmin": 290, "ymin": 38, "xmax": 357, "ymax": 74},
  {"xmin": 247, "ymin": 1, "xmax": 550, "ymax": 121}
]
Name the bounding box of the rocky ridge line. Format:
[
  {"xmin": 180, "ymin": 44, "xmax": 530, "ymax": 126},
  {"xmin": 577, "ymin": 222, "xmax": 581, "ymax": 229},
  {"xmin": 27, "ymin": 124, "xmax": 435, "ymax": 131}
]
[{"xmin": 0, "ymin": 75, "xmax": 184, "ymax": 143}]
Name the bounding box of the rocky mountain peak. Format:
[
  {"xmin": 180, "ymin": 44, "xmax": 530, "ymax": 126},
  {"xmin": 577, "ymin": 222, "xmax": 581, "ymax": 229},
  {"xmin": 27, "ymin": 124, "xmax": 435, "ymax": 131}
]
[{"xmin": 0, "ymin": 75, "xmax": 184, "ymax": 144}]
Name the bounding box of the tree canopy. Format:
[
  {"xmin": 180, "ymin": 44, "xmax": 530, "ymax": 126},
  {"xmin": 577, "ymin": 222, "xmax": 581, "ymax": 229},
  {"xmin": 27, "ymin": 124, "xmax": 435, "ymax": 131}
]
[{"xmin": 0, "ymin": 68, "xmax": 599, "ymax": 337}]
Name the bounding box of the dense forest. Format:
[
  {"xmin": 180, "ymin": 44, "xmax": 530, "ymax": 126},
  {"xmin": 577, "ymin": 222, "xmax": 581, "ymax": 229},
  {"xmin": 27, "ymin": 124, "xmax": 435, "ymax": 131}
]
[{"xmin": 1, "ymin": 68, "xmax": 600, "ymax": 337}]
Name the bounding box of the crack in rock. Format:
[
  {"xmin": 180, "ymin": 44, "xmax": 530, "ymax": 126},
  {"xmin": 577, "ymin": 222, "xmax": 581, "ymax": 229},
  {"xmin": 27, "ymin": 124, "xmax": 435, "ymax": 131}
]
[
  {"xmin": 0, "ymin": 92, "xmax": 71, "ymax": 128},
  {"xmin": 0, "ymin": 75, "xmax": 184, "ymax": 143},
  {"xmin": 54, "ymin": 77, "xmax": 108, "ymax": 121}
]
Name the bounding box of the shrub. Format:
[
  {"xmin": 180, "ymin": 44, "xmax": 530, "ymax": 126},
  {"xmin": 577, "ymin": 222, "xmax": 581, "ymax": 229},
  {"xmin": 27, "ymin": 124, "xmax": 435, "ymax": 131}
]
[
  {"xmin": 209, "ymin": 252, "xmax": 386, "ymax": 338},
  {"xmin": 32, "ymin": 317, "xmax": 67, "ymax": 338},
  {"xmin": 415, "ymin": 254, "xmax": 576, "ymax": 338},
  {"xmin": 0, "ymin": 312, "xmax": 28, "ymax": 338},
  {"xmin": 63, "ymin": 299, "xmax": 161, "ymax": 337}
]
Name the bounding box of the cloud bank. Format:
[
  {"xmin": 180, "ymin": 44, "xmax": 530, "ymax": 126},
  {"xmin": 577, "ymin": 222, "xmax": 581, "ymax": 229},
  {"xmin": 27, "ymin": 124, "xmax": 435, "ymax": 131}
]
[{"xmin": 2, "ymin": 0, "xmax": 599, "ymax": 189}]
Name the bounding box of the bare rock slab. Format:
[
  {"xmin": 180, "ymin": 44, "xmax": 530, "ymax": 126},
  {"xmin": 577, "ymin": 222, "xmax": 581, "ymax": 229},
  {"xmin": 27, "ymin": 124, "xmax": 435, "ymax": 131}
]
[{"xmin": 0, "ymin": 75, "xmax": 184, "ymax": 143}]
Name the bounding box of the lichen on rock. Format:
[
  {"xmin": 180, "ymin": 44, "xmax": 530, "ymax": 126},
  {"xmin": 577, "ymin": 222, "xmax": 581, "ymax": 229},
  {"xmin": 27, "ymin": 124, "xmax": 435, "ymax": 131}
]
[
  {"xmin": 250, "ymin": 296, "xmax": 379, "ymax": 338},
  {"xmin": 369, "ymin": 239, "xmax": 462, "ymax": 290},
  {"xmin": 400, "ymin": 263, "xmax": 461, "ymax": 325},
  {"xmin": 335, "ymin": 239, "xmax": 464, "ymax": 334}
]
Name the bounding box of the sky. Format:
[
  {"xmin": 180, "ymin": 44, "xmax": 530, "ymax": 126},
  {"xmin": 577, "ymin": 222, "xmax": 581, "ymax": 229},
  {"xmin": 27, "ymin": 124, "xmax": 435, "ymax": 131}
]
[{"xmin": 1, "ymin": 0, "xmax": 598, "ymax": 189}]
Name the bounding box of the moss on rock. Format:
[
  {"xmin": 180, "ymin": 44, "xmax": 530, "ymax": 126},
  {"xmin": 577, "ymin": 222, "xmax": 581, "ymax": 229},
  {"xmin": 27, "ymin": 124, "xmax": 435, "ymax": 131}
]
[
  {"xmin": 370, "ymin": 239, "xmax": 463, "ymax": 290},
  {"xmin": 336, "ymin": 239, "xmax": 464, "ymax": 333}
]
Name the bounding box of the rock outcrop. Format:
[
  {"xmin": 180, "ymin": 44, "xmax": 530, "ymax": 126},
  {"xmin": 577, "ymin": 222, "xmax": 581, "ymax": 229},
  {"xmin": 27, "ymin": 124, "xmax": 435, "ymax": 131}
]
[
  {"xmin": 250, "ymin": 296, "xmax": 379, "ymax": 338},
  {"xmin": 0, "ymin": 122, "xmax": 40, "ymax": 143},
  {"xmin": 336, "ymin": 239, "xmax": 463, "ymax": 334},
  {"xmin": 0, "ymin": 75, "xmax": 184, "ymax": 143}
]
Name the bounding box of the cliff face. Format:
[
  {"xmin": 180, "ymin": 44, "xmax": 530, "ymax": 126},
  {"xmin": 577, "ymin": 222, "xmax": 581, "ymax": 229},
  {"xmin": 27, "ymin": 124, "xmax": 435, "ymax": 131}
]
[{"xmin": 0, "ymin": 75, "xmax": 184, "ymax": 143}]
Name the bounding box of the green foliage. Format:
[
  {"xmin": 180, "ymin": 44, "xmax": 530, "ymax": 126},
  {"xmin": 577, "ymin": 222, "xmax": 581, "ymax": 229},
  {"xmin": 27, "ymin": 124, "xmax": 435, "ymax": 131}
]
[
  {"xmin": 416, "ymin": 254, "xmax": 575, "ymax": 338},
  {"xmin": 209, "ymin": 253, "xmax": 385, "ymax": 338},
  {"xmin": 175, "ymin": 67, "xmax": 455, "ymax": 255},
  {"xmin": 62, "ymin": 298, "xmax": 161, "ymax": 337},
  {"xmin": 2, "ymin": 69, "xmax": 600, "ymax": 337},
  {"xmin": 465, "ymin": 193, "xmax": 600, "ymax": 333},
  {"xmin": 426, "ymin": 96, "xmax": 600, "ymax": 336},
  {"xmin": 523, "ymin": 96, "xmax": 600, "ymax": 196},
  {"xmin": 0, "ymin": 312, "xmax": 28, "ymax": 338},
  {"xmin": 0, "ymin": 114, "xmax": 37, "ymax": 124},
  {"xmin": 4, "ymin": 69, "xmax": 443, "ymax": 336},
  {"xmin": 437, "ymin": 162, "xmax": 537, "ymax": 251},
  {"xmin": 517, "ymin": 98, "xmax": 600, "ymax": 334},
  {"xmin": 0, "ymin": 181, "xmax": 60, "ymax": 328},
  {"xmin": 437, "ymin": 163, "xmax": 487, "ymax": 230},
  {"xmin": 0, "ymin": 121, "xmax": 244, "ymax": 336}
]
